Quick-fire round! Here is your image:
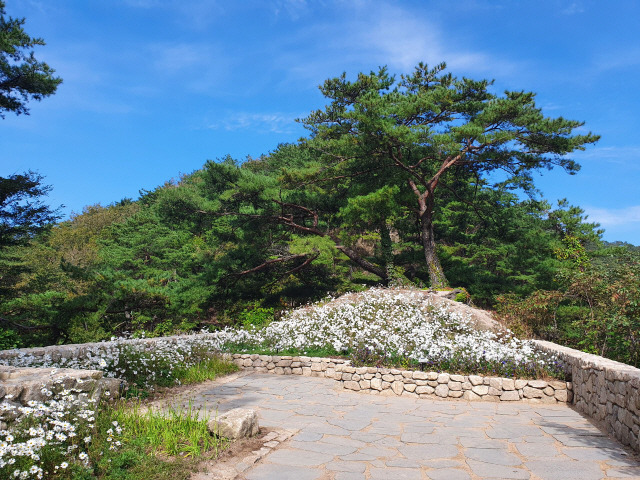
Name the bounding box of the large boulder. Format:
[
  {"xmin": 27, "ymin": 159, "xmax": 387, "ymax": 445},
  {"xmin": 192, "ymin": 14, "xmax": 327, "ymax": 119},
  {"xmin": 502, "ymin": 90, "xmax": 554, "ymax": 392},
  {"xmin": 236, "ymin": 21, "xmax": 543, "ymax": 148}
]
[{"xmin": 208, "ymin": 408, "xmax": 260, "ymax": 439}]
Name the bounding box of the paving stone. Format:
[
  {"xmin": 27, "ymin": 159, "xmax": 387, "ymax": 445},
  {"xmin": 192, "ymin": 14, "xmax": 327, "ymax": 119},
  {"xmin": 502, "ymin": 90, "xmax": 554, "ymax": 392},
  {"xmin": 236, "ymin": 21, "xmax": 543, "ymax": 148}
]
[
  {"xmin": 552, "ymin": 434, "xmax": 621, "ymax": 448},
  {"xmin": 402, "ymin": 423, "xmax": 438, "ymax": 433},
  {"xmin": 514, "ymin": 442, "xmax": 561, "ymax": 457},
  {"xmin": 561, "ymin": 446, "xmax": 632, "ymax": 461},
  {"xmin": 265, "ymin": 448, "xmax": 333, "ymax": 466},
  {"xmin": 465, "ymin": 460, "xmax": 530, "ymax": 479},
  {"xmin": 400, "ymin": 432, "xmax": 438, "ymax": 443},
  {"xmin": 463, "ymin": 447, "xmax": 522, "ymax": 466},
  {"xmin": 425, "ymin": 468, "xmax": 472, "ymax": 480},
  {"xmin": 339, "ymin": 452, "xmax": 379, "ymax": 461},
  {"xmin": 245, "ymin": 464, "xmax": 324, "ymax": 480},
  {"xmin": 164, "ymin": 372, "xmax": 640, "ymax": 480},
  {"xmin": 525, "ymin": 459, "xmax": 605, "ymax": 479},
  {"xmin": 355, "ymin": 445, "xmax": 398, "ymax": 459},
  {"xmin": 398, "ymin": 443, "xmax": 459, "ymax": 461},
  {"xmin": 385, "ymin": 458, "xmax": 421, "ymax": 468},
  {"xmin": 459, "ymin": 437, "xmax": 507, "ymax": 449},
  {"xmin": 606, "ymin": 466, "xmax": 640, "ymax": 478},
  {"xmin": 292, "ymin": 431, "xmax": 324, "ymax": 442},
  {"xmin": 485, "ymin": 425, "xmax": 543, "ymax": 439},
  {"xmin": 540, "ymin": 425, "xmax": 604, "ymax": 436},
  {"xmin": 334, "ymin": 472, "xmax": 366, "ymax": 480},
  {"xmin": 373, "ymin": 436, "xmax": 404, "ymax": 448},
  {"xmin": 288, "ymin": 440, "xmax": 357, "ymax": 455},
  {"xmin": 426, "ymin": 459, "xmax": 465, "ymax": 468},
  {"xmin": 327, "ymin": 417, "xmax": 371, "ymax": 431},
  {"xmin": 369, "ymin": 466, "xmax": 423, "ymax": 479},
  {"xmin": 325, "ymin": 460, "xmax": 367, "ymax": 472},
  {"xmin": 321, "ymin": 435, "xmax": 367, "ymax": 448},
  {"xmin": 400, "ymin": 433, "xmax": 458, "ymax": 445}
]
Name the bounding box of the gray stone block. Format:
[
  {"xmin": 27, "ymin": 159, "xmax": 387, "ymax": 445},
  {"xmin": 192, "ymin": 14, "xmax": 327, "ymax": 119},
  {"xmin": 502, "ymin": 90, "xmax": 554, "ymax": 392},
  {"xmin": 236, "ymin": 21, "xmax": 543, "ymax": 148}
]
[{"xmin": 208, "ymin": 408, "xmax": 259, "ymax": 439}]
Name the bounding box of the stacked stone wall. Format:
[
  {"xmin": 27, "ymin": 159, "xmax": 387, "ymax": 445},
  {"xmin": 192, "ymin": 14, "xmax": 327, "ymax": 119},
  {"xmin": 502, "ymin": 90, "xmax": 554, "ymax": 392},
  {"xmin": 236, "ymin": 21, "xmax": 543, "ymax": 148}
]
[
  {"xmin": 229, "ymin": 354, "xmax": 572, "ymax": 404},
  {"xmin": 0, "ymin": 365, "xmax": 121, "ymax": 428},
  {"xmin": 4, "ymin": 335, "xmax": 640, "ymax": 453},
  {"xmin": 0, "ymin": 333, "xmax": 218, "ymax": 364},
  {"xmin": 533, "ymin": 340, "xmax": 640, "ymax": 452}
]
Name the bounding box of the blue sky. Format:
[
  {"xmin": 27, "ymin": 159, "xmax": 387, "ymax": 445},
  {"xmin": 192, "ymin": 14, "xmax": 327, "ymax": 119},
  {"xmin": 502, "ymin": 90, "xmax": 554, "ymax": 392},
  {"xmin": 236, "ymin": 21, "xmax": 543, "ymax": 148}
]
[{"xmin": 2, "ymin": 0, "xmax": 640, "ymax": 244}]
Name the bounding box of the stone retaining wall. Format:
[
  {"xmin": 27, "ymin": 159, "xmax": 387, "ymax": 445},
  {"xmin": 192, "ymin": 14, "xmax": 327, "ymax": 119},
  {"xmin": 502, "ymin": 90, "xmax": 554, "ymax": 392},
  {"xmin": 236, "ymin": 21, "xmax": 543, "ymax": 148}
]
[
  {"xmin": 0, "ymin": 365, "xmax": 121, "ymax": 428},
  {"xmin": 230, "ymin": 354, "xmax": 572, "ymax": 404},
  {"xmin": 533, "ymin": 340, "xmax": 640, "ymax": 452},
  {"xmin": 0, "ymin": 333, "xmax": 213, "ymax": 364},
  {"xmin": 4, "ymin": 335, "xmax": 640, "ymax": 452}
]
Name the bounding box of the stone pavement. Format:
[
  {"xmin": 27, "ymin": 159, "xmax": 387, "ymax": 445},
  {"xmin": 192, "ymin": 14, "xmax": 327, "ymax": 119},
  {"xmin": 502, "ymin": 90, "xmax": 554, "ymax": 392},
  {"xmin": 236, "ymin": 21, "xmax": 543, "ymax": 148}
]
[{"xmin": 169, "ymin": 372, "xmax": 640, "ymax": 480}]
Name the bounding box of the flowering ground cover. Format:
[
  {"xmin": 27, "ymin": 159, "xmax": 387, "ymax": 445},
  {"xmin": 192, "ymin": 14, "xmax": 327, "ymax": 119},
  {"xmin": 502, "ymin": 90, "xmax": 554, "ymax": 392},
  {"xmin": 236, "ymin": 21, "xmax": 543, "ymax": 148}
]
[
  {"xmin": 2, "ymin": 288, "xmax": 565, "ymax": 383},
  {"xmin": 3, "ymin": 341, "xmax": 237, "ymax": 395},
  {"xmin": 216, "ymin": 288, "xmax": 566, "ymax": 379},
  {"xmin": 0, "ymin": 287, "xmax": 567, "ymax": 478},
  {"xmin": 0, "ymin": 356, "xmax": 236, "ymax": 479}
]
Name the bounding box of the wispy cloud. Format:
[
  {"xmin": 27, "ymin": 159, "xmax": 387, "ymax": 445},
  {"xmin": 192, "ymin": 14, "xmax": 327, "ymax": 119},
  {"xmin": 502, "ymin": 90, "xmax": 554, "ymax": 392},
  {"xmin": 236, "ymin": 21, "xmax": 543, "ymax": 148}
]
[
  {"xmin": 355, "ymin": 5, "xmax": 517, "ymax": 75},
  {"xmin": 575, "ymin": 145, "xmax": 640, "ymax": 168},
  {"xmin": 583, "ymin": 205, "xmax": 640, "ymax": 227},
  {"xmin": 272, "ymin": 1, "xmax": 523, "ymax": 89},
  {"xmin": 120, "ymin": 0, "xmax": 226, "ymax": 29},
  {"xmin": 562, "ymin": 2, "xmax": 585, "ymax": 15},
  {"xmin": 593, "ymin": 47, "xmax": 640, "ymax": 72},
  {"xmin": 273, "ymin": 0, "xmax": 310, "ymax": 20},
  {"xmin": 205, "ymin": 112, "xmax": 302, "ymax": 134},
  {"xmin": 149, "ymin": 42, "xmax": 232, "ymax": 94}
]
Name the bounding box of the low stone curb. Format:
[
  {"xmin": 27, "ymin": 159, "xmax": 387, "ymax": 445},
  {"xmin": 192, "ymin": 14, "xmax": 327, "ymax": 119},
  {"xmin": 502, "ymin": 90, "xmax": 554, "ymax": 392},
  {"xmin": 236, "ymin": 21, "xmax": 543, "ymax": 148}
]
[
  {"xmin": 229, "ymin": 354, "xmax": 572, "ymax": 404},
  {"xmin": 235, "ymin": 429, "xmax": 296, "ymax": 475}
]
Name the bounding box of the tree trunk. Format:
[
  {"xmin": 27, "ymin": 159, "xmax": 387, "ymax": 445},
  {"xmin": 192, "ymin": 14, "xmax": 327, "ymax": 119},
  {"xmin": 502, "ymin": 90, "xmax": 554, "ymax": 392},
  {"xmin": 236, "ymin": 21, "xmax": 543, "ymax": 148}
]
[{"xmin": 420, "ymin": 210, "xmax": 449, "ymax": 289}]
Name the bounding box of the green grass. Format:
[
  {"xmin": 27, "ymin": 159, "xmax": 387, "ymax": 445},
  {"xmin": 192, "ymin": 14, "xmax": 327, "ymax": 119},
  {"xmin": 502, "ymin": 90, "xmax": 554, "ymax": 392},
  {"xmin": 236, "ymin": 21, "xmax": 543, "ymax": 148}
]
[
  {"xmin": 85, "ymin": 355, "xmax": 238, "ymax": 479},
  {"xmin": 173, "ymin": 356, "xmax": 239, "ymax": 384},
  {"xmin": 113, "ymin": 401, "xmax": 224, "ymax": 458},
  {"xmin": 83, "ymin": 401, "xmax": 226, "ymax": 480},
  {"xmin": 43, "ymin": 354, "xmax": 237, "ymax": 479}
]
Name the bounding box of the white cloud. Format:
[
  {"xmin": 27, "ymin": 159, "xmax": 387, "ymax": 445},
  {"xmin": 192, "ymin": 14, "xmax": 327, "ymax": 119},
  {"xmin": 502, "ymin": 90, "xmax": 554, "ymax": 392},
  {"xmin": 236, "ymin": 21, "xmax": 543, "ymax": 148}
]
[
  {"xmin": 206, "ymin": 112, "xmax": 302, "ymax": 134},
  {"xmin": 149, "ymin": 42, "xmax": 232, "ymax": 94},
  {"xmin": 272, "ymin": 1, "xmax": 522, "ymax": 90},
  {"xmin": 357, "ymin": 4, "xmax": 521, "ymax": 76},
  {"xmin": 583, "ymin": 205, "xmax": 640, "ymax": 227},
  {"xmin": 153, "ymin": 43, "xmax": 207, "ymax": 73},
  {"xmin": 273, "ymin": 0, "xmax": 310, "ymax": 20},
  {"xmin": 593, "ymin": 47, "xmax": 640, "ymax": 72},
  {"xmin": 575, "ymin": 146, "xmax": 640, "ymax": 168},
  {"xmin": 562, "ymin": 2, "xmax": 585, "ymax": 15}
]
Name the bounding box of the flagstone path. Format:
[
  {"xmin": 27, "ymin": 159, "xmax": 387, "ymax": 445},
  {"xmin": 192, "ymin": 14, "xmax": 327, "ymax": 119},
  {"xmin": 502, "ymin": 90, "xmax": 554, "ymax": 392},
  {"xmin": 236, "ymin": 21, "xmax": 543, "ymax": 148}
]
[{"xmin": 167, "ymin": 372, "xmax": 640, "ymax": 480}]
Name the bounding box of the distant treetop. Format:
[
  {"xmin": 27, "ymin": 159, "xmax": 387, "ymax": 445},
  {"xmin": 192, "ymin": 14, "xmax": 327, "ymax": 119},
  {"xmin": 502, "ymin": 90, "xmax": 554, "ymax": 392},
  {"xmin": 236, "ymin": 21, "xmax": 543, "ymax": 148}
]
[{"xmin": 0, "ymin": 0, "xmax": 62, "ymax": 118}]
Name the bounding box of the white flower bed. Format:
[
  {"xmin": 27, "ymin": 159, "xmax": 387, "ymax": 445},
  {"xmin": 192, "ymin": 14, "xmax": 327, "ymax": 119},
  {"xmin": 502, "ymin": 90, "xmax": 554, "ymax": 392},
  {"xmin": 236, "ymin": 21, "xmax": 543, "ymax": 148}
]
[
  {"xmin": 0, "ymin": 386, "xmax": 122, "ymax": 479},
  {"xmin": 214, "ymin": 288, "xmax": 563, "ymax": 376},
  {"xmin": 1, "ymin": 288, "xmax": 563, "ymax": 380}
]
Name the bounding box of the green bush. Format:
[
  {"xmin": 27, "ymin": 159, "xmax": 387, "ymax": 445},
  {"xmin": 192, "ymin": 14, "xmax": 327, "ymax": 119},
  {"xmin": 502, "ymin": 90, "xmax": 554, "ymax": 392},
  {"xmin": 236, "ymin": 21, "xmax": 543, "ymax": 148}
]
[{"xmin": 239, "ymin": 305, "xmax": 274, "ymax": 329}]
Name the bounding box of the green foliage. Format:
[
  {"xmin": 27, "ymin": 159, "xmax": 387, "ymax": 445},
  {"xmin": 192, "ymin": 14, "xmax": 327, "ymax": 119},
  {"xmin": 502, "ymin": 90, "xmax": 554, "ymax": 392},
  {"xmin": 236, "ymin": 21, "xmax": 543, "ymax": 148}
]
[
  {"xmin": 454, "ymin": 288, "xmax": 470, "ymax": 303},
  {"xmin": 0, "ymin": 171, "xmax": 60, "ymax": 249},
  {"xmin": 0, "ymin": 0, "xmax": 62, "ymax": 117},
  {"xmin": 0, "ymin": 326, "xmax": 19, "ymax": 348},
  {"xmin": 1, "ymin": 61, "xmax": 631, "ymax": 376},
  {"xmin": 238, "ymin": 303, "xmax": 275, "ymax": 330},
  {"xmin": 497, "ymin": 245, "xmax": 640, "ymax": 367},
  {"xmin": 302, "ymin": 62, "xmax": 599, "ymax": 288},
  {"xmin": 85, "ymin": 400, "xmax": 227, "ymax": 480},
  {"xmin": 173, "ymin": 357, "xmax": 239, "ymax": 384}
]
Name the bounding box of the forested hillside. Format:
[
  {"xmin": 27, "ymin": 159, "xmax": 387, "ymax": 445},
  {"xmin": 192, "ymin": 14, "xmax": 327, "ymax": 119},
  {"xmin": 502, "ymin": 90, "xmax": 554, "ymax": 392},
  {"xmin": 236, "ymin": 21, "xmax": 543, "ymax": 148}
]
[{"xmin": 1, "ymin": 64, "xmax": 638, "ymax": 367}]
